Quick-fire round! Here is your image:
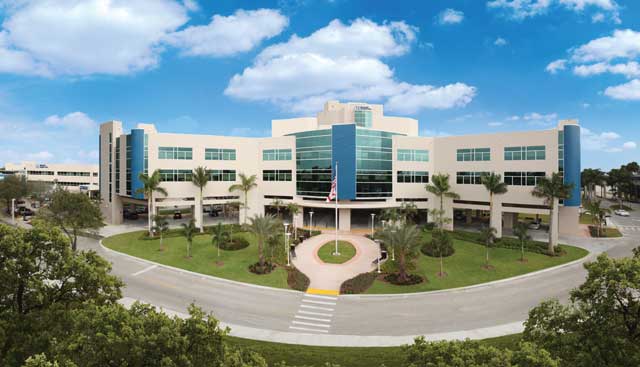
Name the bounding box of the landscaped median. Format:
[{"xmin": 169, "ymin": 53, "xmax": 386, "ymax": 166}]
[{"xmin": 317, "ymin": 240, "xmax": 356, "ymax": 264}]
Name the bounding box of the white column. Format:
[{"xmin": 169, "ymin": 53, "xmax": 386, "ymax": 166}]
[
  {"xmin": 503, "ymin": 212, "xmax": 516, "ymax": 230},
  {"xmin": 551, "ymin": 199, "xmax": 559, "ymax": 249},
  {"xmin": 338, "ymin": 208, "xmax": 351, "ymax": 232},
  {"xmin": 443, "ymin": 197, "xmax": 454, "ymax": 231},
  {"xmin": 293, "ymin": 210, "xmax": 304, "ymax": 229},
  {"xmin": 194, "ymin": 200, "xmax": 202, "ymax": 229},
  {"xmin": 491, "ymin": 201, "xmax": 502, "ymax": 238}
]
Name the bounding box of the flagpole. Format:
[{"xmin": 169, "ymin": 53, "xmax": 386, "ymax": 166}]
[{"xmin": 334, "ymin": 161, "xmax": 340, "ymax": 256}]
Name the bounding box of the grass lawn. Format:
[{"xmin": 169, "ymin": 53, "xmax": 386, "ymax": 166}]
[
  {"xmin": 225, "ymin": 334, "xmax": 522, "ymax": 367},
  {"xmin": 600, "ymin": 227, "xmax": 623, "ymax": 237},
  {"xmin": 580, "ymin": 213, "xmax": 594, "ymax": 225},
  {"xmin": 103, "ymin": 230, "xmax": 289, "ymax": 289},
  {"xmin": 317, "ymin": 240, "xmax": 356, "ymax": 264},
  {"xmin": 366, "ymin": 236, "xmax": 588, "ymax": 294}
]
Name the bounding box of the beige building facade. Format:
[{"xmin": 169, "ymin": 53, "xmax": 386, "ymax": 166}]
[{"xmin": 3, "ymin": 161, "xmax": 99, "ymax": 193}]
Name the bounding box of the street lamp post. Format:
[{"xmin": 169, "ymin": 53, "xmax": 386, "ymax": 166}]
[
  {"xmin": 285, "ymin": 232, "xmax": 291, "ymax": 266},
  {"xmin": 11, "ymin": 198, "xmax": 15, "ymax": 224},
  {"xmin": 309, "ymin": 211, "xmax": 314, "ymax": 230},
  {"xmin": 370, "ymin": 213, "xmax": 376, "ymax": 238},
  {"xmin": 375, "ymin": 239, "xmax": 381, "ymax": 273},
  {"xmin": 283, "ymin": 222, "xmax": 289, "ymax": 265}
]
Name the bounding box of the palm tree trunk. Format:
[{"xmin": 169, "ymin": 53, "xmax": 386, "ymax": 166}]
[
  {"xmin": 398, "ymin": 250, "xmax": 407, "ymax": 283},
  {"xmin": 521, "ymin": 240, "xmax": 524, "ymax": 262},
  {"xmin": 439, "ymin": 195, "xmax": 444, "ymax": 229},
  {"xmin": 486, "ymin": 243, "xmax": 490, "ymax": 267},
  {"xmin": 548, "ymin": 202, "xmax": 555, "ymax": 254},
  {"xmin": 244, "ymin": 191, "xmax": 248, "ymax": 224},
  {"xmin": 187, "ymin": 240, "xmax": 191, "ymax": 258},
  {"xmin": 258, "ymin": 239, "xmax": 264, "ymax": 266},
  {"xmin": 200, "ymin": 188, "xmax": 204, "ymax": 233},
  {"xmin": 148, "ymin": 194, "xmax": 153, "ymax": 237},
  {"xmin": 439, "ymin": 254, "xmax": 444, "ymax": 276}
]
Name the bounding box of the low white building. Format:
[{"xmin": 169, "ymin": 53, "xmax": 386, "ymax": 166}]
[
  {"xmin": 99, "ymin": 100, "xmax": 581, "ymax": 243},
  {"xmin": 3, "ymin": 161, "xmax": 99, "ymax": 194}
]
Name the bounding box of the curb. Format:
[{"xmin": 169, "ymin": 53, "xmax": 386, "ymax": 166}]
[{"xmin": 99, "ymin": 239, "xmax": 302, "ymax": 295}]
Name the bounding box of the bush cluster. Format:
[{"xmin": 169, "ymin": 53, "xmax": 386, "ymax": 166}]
[
  {"xmin": 287, "ymin": 266, "xmax": 310, "ymax": 292},
  {"xmin": 421, "ymin": 232, "xmax": 455, "ymax": 258},
  {"xmin": 340, "ymin": 272, "xmax": 378, "ymax": 294},
  {"xmin": 139, "ymin": 224, "xmax": 245, "ymax": 241},
  {"xmin": 384, "ymin": 273, "xmax": 424, "ymax": 286},
  {"xmin": 218, "ymin": 236, "xmax": 250, "ymax": 251},
  {"xmin": 450, "ymin": 230, "xmax": 560, "ymax": 255},
  {"xmin": 248, "ymin": 262, "xmax": 276, "ymax": 275}
]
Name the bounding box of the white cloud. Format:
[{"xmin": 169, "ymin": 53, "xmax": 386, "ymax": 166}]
[
  {"xmin": 0, "ymin": 0, "xmax": 189, "ymax": 76},
  {"xmin": 571, "ymin": 29, "xmax": 640, "ymax": 63},
  {"xmin": 225, "ymin": 18, "xmax": 476, "ymax": 114},
  {"xmin": 546, "ymin": 59, "xmax": 567, "ymax": 74},
  {"xmin": 26, "ymin": 151, "xmax": 53, "ymax": 161},
  {"xmin": 182, "ymin": 0, "xmax": 199, "ymax": 12},
  {"xmin": 523, "ymin": 112, "xmax": 558, "ymax": 122},
  {"xmin": 494, "ymin": 37, "xmax": 508, "ymax": 46},
  {"xmin": 604, "ymin": 79, "xmax": 640, "ymax": 100},
  {"xmin": 581, "ymin": 126, "xmax": 630, "ymax": 152},
  {"xmin": 582, "ymin": 102, "xmax": 590, "ymax": 108},
  {"xmin": 488, "ymin": 0, "xmax": 620, "ymax": 21},
  {"xmin": 623, "ymin": 141, "xmax": 637, "ymax": 150},
  {"xmin": 438, "ymin": 9, "xmax": 464, "ymax": 25},
  {"xmin": 591, "ymin": 12, "xmax": 605, "ymax": 22},
  {"xmin": 44, "ymin": 112, "xmax": 97, "ymax": 132},
  {"xmin": 573, "ymin": 61, "xmax": 640, "ymax": 78},
  {"xmin": 166, "ymin": 9, "xmax": 288, "ymax": 57},
  {"xmin": 507, "ymin": 115, "xmax": 521, "ymax": 121},
  {"xmin": 488, "ymin": 121, "xmax": 504, "ymax": 127},
  {"xmin": 420, "ymin": 129, "xmax": 451, "ymax": 137}
]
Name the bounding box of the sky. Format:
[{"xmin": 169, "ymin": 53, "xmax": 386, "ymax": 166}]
[{"xmin": 0, "ymin": 0, "xmax": 638, "ymax": 170}]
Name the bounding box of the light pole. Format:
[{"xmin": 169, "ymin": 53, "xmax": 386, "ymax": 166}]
[
  {"xmin": 375, "ymin": 239, "xmax": 381, "ymax": 273},
  {"xmin": 285, "ymin": 232, "xmax": 291, "ymax": 266},
  {"xmin": 309, "ymin": 211, "xmax": 314, "ymax": 230},
  {"xmin": 283, "ymin": 222, "xmax": 289, "ymax": 264},
  {"xmin": 370, "ymin": 213, "xmax": 376, "ymax": 237},
  {"xmin": 11, "ymin": 198, "xmax": 15, "ymax": 224}
]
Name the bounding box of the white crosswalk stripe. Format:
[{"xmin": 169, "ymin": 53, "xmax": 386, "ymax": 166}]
[
  {"xmin": 618, "ymin": 225, "xmax": 640, "ymax": 231},
  {"xmin": 288, "ymin": 293, "xmax": 338, "ymax": 334}
]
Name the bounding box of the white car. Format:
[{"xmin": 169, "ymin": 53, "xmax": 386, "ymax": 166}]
[{"xmin": 614, "ymin": 209, "xmax": 630, "ymax": 217}]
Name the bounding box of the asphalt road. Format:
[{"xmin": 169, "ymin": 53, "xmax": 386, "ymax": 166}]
[{"xmin": 76, "ymin": 204, "xmax": 640, "ymax": 346}]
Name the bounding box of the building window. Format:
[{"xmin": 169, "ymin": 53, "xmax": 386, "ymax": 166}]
[
  {"xmin": 205, "ymin": 148, "xmax": 236, "ymax": 161},
  {"xmin": 126, "ymin": 135, "xmax": 131, "ymax": 195},
  {"xmin": 456, "ymin": 148, "xmax": 490, "ymax": 162},
  {"xmin": 504, "ymin": 146, "xmax": 546, "ymax": 161},
  {"xmin": 115, "ymin": 137, "xmax": 120, "ymax": 194},
  {"xmin": 158, "ymin": 147, "xmax": 192, "ymax": 160},
  {"xmin": 354, "ymin": 108, "xmax": 372, "ymax": 128},
  {"xmin": 504, "ymin": 171, "xmax": 546, "ymax": 186},
  {"xmin": 397, "ymin": 171, "xmax": 429, "ymax": 183},
  {"xmin": 27, "ymin": 170, "xmax": 54, "ymax": 175},
  {"xmin": 159, "ymin": 169, "xmax": 193, "ymax": 182},
  {"xmin": 456, "ymin": 171, "xmax": 489, "ymax": 184},
  {"xmin": 57, "ymin": 171, "xmax": 91, "ymax": 177},
  {"xmin": 356, "ymin": 129, "xmax": 395, "ymax": 198},
  {"xmin": 558, "ymin": 131, "xmax": 564, "ymax": 179},
  {"xmin": 263, "ymin": 169, "xmax": 292, "ymax": 181},
  {"xmin": 397, "ymin": 149, "xmax": 429, "ymax": 162},
  {"xmin": 263, "ymin": 148, "xmax": 292, "ymax": 161},
  {"xmin": 207, "ymin": 169, "xmax": 236, "ymax": 182},
  {"xmin": 292, "ymin": 129, "xmax": 332, "ymax": 197}
]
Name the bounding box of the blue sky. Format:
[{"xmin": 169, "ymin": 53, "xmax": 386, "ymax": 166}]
[{"xmin": 0, "ymin": 0, "xmax": 638, "ymax": 170}]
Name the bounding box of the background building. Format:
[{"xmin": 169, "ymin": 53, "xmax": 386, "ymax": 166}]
[
  {"xmin": 2, "ymin": 161, "xmax": 99, "ymax": 195},
  {"xmin": 99, "ymin": 101, "xmax": 581, "ymax": 242}
]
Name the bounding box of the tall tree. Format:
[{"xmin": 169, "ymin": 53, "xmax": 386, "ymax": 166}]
[
  {"xmin": 399, "ymin": 201, "xmax": 418, "ymax": 224},
  {"xmin": 181, "ymin": 219, "xmax": 197, "ymax": 258},
  {"xmin": 531, "ymin": 173, "xmax": 574, "ymax": 254},
  {"xmin": 513, "ymin": 222, "xmax": 531, "ymax": 262},
  {"xmin": 136, "ymin": 170, "xmax": 168, "ymax": 236},
  {"xmin": 378, "ymin": 223, "xmax": 422, "ymax": 283},
  {"xmin": 211, "ymin": 222, "xmax": 229, "ymax": 257},
  {"xmin": 425, "ymin": 174, "xmax": 460, "ymax": 229},
  {"xmin": 270, "ymin": 198, "xmax": 284, "ymax": 218},
  {"xmin": 0, "ymin": 175, "xmax": 28, "ymax": 214},
  {"xmin": 585, "ymin": 200, "xmax": 609, "ymax": 238},
  {"xmin": 228, "ymin": 173, "xmax": 257, "ymax": 224},
  {"xmin": 430, "ymin": 229, "xmax": 453, "ymax": 277},
  {"xmin": 524, "ymin": 251, "xmax": 640, "ymax": 367},
  {"xmin": 191, "ymin": 166, "xmax": 209, "ymax": 233},
  {"xmin": 37, "ymin": 188, "xmax": 104, "ymax": 251},
  {"xmin": 479, "ymin": 226, "xmax": 497, "ymax": 269},
  {"xmin": 151, "ymin": 214, "xmax": 169, "ymax": 251},
  {"xmin": 481, "ymin": 172, "xmax": 508, "ymax": 235},
  {"xmin": 245, "ymin": 214, "xmax": 280, "ymax": 271},
  {"xmin": 286, "ymin": 202, "xmax": 300, "ymax": 239}
]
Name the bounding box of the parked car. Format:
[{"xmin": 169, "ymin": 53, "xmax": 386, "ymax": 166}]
[
  {"xmin": 528, "ymin": 219, "xmax": 542, "ymax": 230},
  {"xmin": 173, "ymin": 211, "xmax": 182, "ymax": 220},
  {"xmin": 614, "ymin": 209, "xmax": 630, "ymax": 217}
]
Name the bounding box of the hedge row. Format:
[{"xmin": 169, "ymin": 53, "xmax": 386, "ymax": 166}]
[
  {"xmin": 340, "ymin": 272, "xmax": 378, "ymax": 294},
  {"xmin": 449, "ymin": 230, "xmax": 560, "ymax": 255},
  {"xmin": 139, "ymin": 223, "xmax": 244, "ymax": 241},
  {"xmin": 287, "ymin": 266, "xmax": 310, "ymax": 292}
]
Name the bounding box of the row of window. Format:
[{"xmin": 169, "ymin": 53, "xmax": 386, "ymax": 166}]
[
  {"xmin": 457, "ymin": 148, "xmax": 491, "ymax": 162},
  {"xmin": 456, "ymin": 171, "xmax": 547, "ymax": 186},
  {"xmin": 159, "ymin": 169, "xmax": 238, "ymax": 182},
  {"xmin": 457, "ymin": 146, "xmax": 548, "ymax": 162},
  {"xmin": 27, "ymin": 170, "xmax": 97, "ymax": 177},
  {"xmin": 205, "ymin": 148, "xmax": 236, "ymax": 161},
  {"xmin": 397, "ymin": 149, "xmax": 429, "ymax": 162},
  {"xmin": 159, "ymin": 147, "xmax": 193, "ymax": 160},
  {"xmin": 263, "ymin": 149, "xmax": 292, "ymax": 161},
  {"xmin": 397, "ymin": 171, "xmax": 429, "ymax": 183},
  {"xmin": 263, "ymin": 170, "xmax": 292, "ymax": 181}
]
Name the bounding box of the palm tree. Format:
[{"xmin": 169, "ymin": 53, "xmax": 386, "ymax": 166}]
[
  {"xmin": 532, "ymin": 173, "xmax": 574, "ymax": 254},
  {"xmin": 228, "ymin": 173, "xmax": 257, "ymax": 224},
  {"xmin": 381, "ymin": 207, "xmax": 401, "ymax": 227},
  {"xmin": 481, "ymin": 173, "xmax": 508, "ymax": 235},
  {"xmin": 479, "ymin": 226, "xmax": 497, "ymax": 269},
  {"xmin": 152, "ymin": 214, "xmax": 169, "ymax": 251},
  {"xmin": 378, "ymin": 223, "xmax": 422, "ymax": 283},
  {"xmin": 136, "ymin": 170, "xmax": 168, "ymax": 236},
  {"xmin": 181, "ymin": 218, "xmax": 197, "ymax": 258},
  {"xmin": 399, "ymin": 201, "xmax": 418, "ymax": 224},
  {"xmin": 425, "ymin": 174, "xmax": 460, "ymax": 229},
  {"xmin": 246, "ymin": 214, "xmax": 280, "ymax": 269},
  {"xmin": 271, "ymin": 198, "xmax": 284, "ymax": 218},
  {"xmin": 286, "ymin": 202, "xmax": 301, "ymax": 239},
  {"xmin": 430, "ymin": 229, "xmax": 452, "ymax": 277},
  {"xmin": 512, "ymin": 222, "xmax": 531, "ymax": 262},
  {"xmin": 585, "ymin": 200, "xmax": 609, "ymax": 237},
  {"xmin": 211, "ymin": 222, "xmax": 229, "ymax": 257},
  {"xmin": 192, "ymin": 166, "xmax": 209, "ymax": 233}
]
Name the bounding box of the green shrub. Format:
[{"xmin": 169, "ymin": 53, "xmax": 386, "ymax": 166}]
[
  {"xmin": 384, "ymin": 273, "xmax": 424, "ymax": 286},
  {"xmin": 287, "ymin": 266, "xmax": 310, "ymax": 292},
  {"xmin": 449, "ymin": 229, "xmax": 560, "ymax": 255},
  {"xmin": 218, "ymin": 236, "xmax": 250, "ymax": 251},
  {"xmin": 421, "ymin": 231, "xmax": 455, "ymax": 258},
  {"xmin": 340, "ymin": 272, "xmax": 378, "ymax": 294},
  {"xmin": 248, "ymin": 262, "xmax": 276, "ymax": 275},
  {"xmin": 422, "ymin": 222, "xmax": 436, "ymax": 231}
]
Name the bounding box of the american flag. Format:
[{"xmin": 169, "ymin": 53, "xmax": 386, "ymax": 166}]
[{"xmin": 326, "ymin": 175, "xmax": 337, "ymax": 202}]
